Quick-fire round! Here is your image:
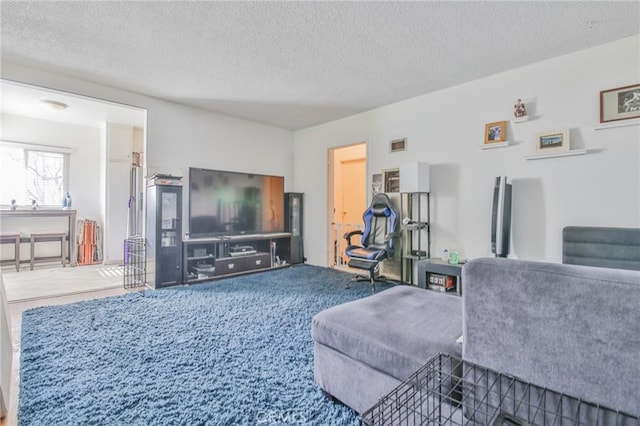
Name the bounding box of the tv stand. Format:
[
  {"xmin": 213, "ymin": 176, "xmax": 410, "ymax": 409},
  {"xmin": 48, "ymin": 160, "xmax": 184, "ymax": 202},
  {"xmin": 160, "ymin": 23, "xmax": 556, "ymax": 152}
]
[{"xmin": 182, "ymin": 233, "xmax": 294, "ymax": 283}]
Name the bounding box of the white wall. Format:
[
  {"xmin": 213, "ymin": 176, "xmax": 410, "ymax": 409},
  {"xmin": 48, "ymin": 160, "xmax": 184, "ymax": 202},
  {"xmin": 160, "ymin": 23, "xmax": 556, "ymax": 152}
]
[
  {"xmin": 1, "ymin": 63, "xmax": 295, "ymax": 238},
  {"xmin": 294, "ymin": 36, "xmax": 640, "ymax": 266},
  {"xmin": 0, "ymin": 113, "xmax": 102, "ymax": 222}
]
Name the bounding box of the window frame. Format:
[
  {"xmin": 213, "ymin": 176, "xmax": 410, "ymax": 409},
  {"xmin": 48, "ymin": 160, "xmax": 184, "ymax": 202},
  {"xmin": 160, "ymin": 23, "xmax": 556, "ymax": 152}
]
[{"xmin": 0, "ymin": 140, "xmax": 71, "ymax": 208}]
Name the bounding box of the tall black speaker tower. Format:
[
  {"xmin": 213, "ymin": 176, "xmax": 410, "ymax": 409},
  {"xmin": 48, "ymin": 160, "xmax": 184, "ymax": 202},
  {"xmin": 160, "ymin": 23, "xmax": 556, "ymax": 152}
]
[
  {"xmin": 491, "ymin": 176, "xmax": 512, "ymax": 258},
  {"xmin": 285, "ymin": 192, "xmax": 304, "ymax": 264}
]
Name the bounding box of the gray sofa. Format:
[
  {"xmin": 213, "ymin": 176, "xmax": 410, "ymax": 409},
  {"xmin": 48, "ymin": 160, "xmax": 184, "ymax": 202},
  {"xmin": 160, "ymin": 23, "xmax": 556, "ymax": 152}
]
[
  {"xmin": 312, "ymin": 255, "xmax": 640, "ymax": 418},
  {"xmin": 313, "ymin": 226, "xmax": 640, "ymax": 417}
]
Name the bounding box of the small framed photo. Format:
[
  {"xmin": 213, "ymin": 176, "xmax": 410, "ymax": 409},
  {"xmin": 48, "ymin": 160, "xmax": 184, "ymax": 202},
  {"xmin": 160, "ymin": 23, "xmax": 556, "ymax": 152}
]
[
  {"xmin": 600, "ymin": 83, "xmax": 640, "ymax": 123},
  {"xmin": 484, "ymin": 121, "xmax": 507, "ymax": 144},
  {"xmin": 536, "ymin": 129, "xmax": 570, "ymax": 154},
  {"xmin": 371, "ymin": 173, "xmax": 382, "ymax": 195}
]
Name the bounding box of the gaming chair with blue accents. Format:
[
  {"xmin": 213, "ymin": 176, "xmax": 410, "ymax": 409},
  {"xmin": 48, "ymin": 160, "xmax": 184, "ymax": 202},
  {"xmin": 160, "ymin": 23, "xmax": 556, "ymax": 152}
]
[{"xmin": 344, "ymin": 193, "xmax": 399, "ymax": 292}]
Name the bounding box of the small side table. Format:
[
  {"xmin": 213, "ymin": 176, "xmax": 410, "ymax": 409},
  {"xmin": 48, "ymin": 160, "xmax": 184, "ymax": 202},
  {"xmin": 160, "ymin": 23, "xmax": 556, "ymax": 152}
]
[{"xmin": 417, "ymin": 258, "xmax": 463, "ymax": 295}]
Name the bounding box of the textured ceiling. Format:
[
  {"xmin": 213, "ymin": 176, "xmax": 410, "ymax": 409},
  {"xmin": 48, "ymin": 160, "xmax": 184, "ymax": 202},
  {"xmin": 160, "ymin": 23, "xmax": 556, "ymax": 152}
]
[{"xmin": 1, "ymin": 1, "xmax": 639, "ymax": 130}]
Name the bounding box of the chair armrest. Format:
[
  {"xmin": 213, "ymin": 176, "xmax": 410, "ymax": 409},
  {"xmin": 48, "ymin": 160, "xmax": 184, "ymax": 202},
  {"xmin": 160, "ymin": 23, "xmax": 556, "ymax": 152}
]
[
  {"xmin": 385, "ymin": 231, "xmax": 401, "ymax": 255},
  {"xmin": 385, "ymin": 231, "xmax": 401, "ymax": 242},
  {"xmin": 344, "ymin": 230, "xmax": 363, "ymax": 246}
]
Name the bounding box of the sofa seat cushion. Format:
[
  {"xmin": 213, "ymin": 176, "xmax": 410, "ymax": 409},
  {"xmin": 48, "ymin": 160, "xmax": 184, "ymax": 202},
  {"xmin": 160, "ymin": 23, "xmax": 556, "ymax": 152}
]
[{"xmin": 312, "ymin": 285, "xmax": 462, "ymax": 381}]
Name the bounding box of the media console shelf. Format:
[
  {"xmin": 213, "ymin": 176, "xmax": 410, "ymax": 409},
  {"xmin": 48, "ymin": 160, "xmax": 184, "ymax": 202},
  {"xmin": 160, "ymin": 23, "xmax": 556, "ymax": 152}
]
[{"xmin": 182, "ymin": 233, "xmax": 293, "ymax": 283}]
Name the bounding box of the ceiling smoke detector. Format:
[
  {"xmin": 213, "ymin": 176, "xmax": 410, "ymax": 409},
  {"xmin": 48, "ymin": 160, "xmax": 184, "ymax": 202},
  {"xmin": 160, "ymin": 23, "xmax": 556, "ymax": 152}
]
[{"xmin": 39, "ymin": 99, "xmax": 68, "ymax": 111}]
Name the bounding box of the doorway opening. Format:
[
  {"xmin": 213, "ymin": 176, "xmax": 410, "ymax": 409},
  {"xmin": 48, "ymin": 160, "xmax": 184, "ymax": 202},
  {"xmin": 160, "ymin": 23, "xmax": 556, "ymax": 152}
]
[
  {"xmin": 327, "ymin": 143, "xmax": 367, "ymax": 270},
  {"xmin": 0, "ymin": 79, "xmax": 147, "ymax": 301}
]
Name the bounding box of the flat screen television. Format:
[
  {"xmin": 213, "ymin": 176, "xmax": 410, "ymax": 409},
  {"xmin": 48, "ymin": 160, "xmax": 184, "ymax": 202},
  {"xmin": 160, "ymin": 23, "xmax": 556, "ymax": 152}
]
[{"xmin": 189, "ymin": 168, "xmax": 285, "ymax": 238}]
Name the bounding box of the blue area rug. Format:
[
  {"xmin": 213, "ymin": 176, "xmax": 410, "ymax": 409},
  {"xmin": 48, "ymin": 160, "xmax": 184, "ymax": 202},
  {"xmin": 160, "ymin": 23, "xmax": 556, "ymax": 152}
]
[{"xmin": 19, "ymin": 265, "xmax": 391, "ymax": 425}]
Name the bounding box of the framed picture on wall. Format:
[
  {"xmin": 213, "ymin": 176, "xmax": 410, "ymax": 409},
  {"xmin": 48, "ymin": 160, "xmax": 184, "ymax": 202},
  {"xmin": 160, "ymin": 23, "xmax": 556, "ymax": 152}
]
[
  {"xmin": 536, "ymin": 129, "xmax": 570, "ymax": 154},
  {"xmin": 484, "ymin": 121, "xmax": 507, "ymax": 144},
  {"xmin": 371, "ymin": 173, "xmax": 382, "ymax": 196},
  {"xmin": 600, "ymin": 83, "xmax": 640, "ymax": 123}
]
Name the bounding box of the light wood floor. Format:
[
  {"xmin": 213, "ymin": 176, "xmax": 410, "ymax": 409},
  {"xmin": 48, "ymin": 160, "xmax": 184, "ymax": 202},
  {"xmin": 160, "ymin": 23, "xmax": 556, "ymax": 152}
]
[
  {"xmin": 1, "ymin": 264, "xmax": 141, "ymax": 426},
  {"xmin": 2, "ymin": 263, "xmax": 125, "ymax": 303}
]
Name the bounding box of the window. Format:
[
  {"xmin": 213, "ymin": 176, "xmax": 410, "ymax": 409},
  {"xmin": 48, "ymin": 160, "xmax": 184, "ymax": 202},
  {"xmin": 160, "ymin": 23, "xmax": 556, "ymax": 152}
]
[{"xmin": 0, "ymin": 142, "xmax": 70, "ymax": 207}]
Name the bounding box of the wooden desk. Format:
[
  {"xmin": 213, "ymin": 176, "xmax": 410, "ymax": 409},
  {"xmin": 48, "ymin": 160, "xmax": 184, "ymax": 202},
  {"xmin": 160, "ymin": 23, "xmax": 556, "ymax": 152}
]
[{"xmin": 0, "ymin": 209, "xmax": 77, "ymax": 266}]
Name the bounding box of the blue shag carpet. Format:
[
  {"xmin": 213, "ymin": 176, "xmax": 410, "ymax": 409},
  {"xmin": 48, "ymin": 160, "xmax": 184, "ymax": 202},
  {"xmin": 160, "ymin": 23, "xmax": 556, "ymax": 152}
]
[{"xmin": 19, "ymin": 265, "xmax": 392, "ymax": 425}]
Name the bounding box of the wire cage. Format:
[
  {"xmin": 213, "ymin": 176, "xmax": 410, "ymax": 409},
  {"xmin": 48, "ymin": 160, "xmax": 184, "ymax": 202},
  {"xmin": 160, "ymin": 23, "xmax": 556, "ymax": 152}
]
[
  {"xmin": 123, "ymin": 236, "xmax": 146, "ymax": 288},
  {"xmin": 360, "ymin": 353, "xmax": 639, "ymax": 426}
]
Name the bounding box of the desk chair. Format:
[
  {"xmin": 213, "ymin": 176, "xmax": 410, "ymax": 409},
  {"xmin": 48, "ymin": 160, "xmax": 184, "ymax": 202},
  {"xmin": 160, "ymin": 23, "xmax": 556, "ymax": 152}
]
[{"xmin": 344, "ymin": 193, "xmax": 399, "ymax": 292}]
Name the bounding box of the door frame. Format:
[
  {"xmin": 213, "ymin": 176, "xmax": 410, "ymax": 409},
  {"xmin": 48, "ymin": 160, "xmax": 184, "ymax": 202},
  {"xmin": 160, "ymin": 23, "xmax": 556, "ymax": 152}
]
[{"xmin": 326, "ymin": 141, "xmax": 367, "ymax": 268}]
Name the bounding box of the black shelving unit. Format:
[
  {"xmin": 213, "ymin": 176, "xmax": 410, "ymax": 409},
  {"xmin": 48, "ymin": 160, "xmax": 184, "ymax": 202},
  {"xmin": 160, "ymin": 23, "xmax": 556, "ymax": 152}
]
[
  {"xmin": 182, "ymin": 233, "xmax": 293, "ymax": 284},
  {"xmin": 417, "ymin": 258, "xmax": 462, "ymax": 295},
  {"xmin": 400, "ymin": 191, "xmax": 430, "ymax": 285},
  {"xmin": 183, "ymin": 239, "xmax": 217, "ymax": 282},
  {"xmin": 146, "ymin": 176, "xmax": 183, "ymax": 288},
  {"xmin": 284, "ymin": 192, "xmax": 304, "ymax": 264}
]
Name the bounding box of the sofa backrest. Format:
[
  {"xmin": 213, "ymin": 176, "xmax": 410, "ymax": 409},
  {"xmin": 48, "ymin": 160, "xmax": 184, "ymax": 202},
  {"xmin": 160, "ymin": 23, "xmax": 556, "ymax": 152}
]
[
  {"xmin": 563, "ymin": 226, "xmax": 640, "ymax": 271},
  {"xmin": 462, "ymin": 257, "xmax": 640, "ymax": 417}
]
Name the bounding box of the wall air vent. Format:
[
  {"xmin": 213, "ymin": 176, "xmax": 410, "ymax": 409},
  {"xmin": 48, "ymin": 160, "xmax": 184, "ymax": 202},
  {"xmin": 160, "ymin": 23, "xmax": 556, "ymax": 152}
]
[{"xmin": 390, "ymin": 138, "xmax": 407, "ymax": 153}]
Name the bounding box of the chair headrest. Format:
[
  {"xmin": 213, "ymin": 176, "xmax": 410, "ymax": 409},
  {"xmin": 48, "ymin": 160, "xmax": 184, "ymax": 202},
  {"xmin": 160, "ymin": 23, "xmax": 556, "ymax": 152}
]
[
  {"xmin": 371, "ymin": 206, "xmax": 389, "ymax": 216},
  {"xmin": 370, "ymin": 193, "xmax": 394, "ymax": 217}
]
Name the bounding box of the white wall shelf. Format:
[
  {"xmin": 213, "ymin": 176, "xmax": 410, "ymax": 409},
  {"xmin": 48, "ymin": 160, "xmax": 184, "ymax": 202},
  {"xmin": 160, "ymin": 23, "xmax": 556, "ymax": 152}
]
[
  {"xmin": 525, "ymin": 149, "xmax": 587, "ymax": 160},
  {"xmin": 593, "ymin": 120, "xmax": 640, "ymax": 131},
  {"xmin": 480, "ymin": 141, "xmax": 510, "ymax": 149},
  {"xmin": 511, "ymin": 116, "xmax": 529, "ymax": 123}
]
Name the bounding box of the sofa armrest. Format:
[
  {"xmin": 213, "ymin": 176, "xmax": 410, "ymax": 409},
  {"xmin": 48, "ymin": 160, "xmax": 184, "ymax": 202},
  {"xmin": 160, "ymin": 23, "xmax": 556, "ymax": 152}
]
[{"xmin": 462, "ymin": 257, "xmax": 640, "ymax": 416}]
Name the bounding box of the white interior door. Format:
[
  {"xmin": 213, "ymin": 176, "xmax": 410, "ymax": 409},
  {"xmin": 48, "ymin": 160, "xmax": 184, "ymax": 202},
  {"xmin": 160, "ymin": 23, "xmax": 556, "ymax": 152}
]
[{"xmin": 341, "ymin": 158, "xmax": 366, "ymax": 229}]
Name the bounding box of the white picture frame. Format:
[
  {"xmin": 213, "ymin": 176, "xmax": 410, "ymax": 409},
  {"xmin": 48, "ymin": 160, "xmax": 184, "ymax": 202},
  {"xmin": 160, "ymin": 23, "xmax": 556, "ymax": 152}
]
[{"xmin": 536, "ymin": 129, "xmax": 570, "ymax": 154}]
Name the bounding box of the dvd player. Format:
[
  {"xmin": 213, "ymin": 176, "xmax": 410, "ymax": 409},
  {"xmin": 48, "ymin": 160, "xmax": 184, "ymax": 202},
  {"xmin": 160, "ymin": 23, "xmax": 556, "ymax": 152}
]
[{"xmin": 229, "ymin": 245, "xmax": 257, "ymax": 256}]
